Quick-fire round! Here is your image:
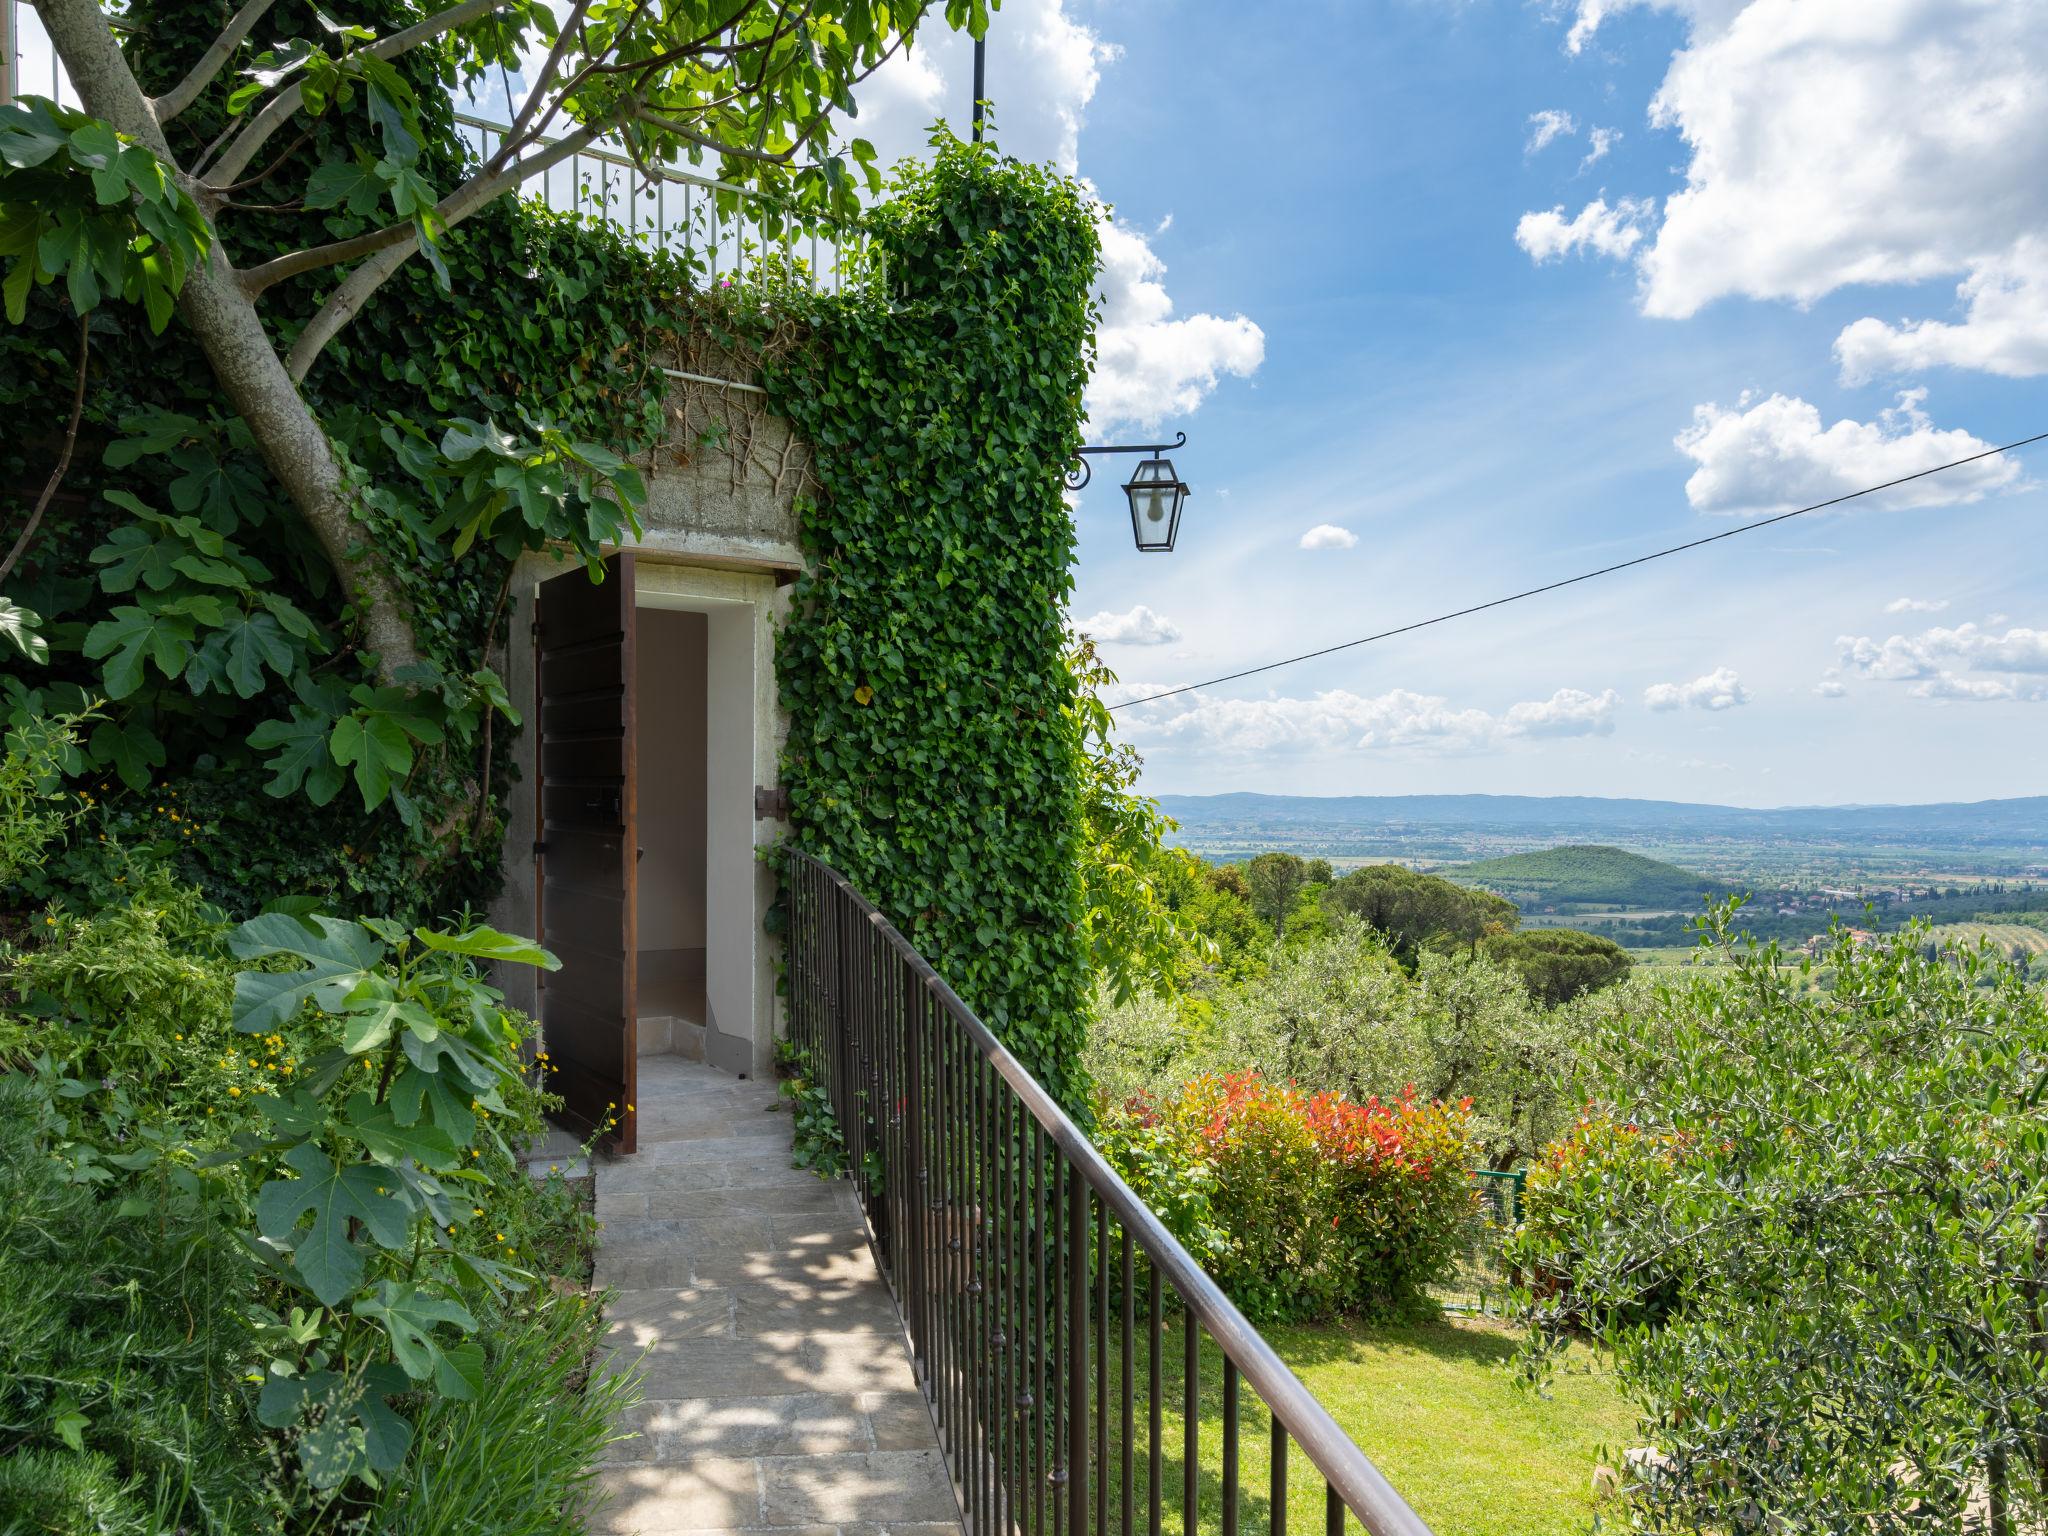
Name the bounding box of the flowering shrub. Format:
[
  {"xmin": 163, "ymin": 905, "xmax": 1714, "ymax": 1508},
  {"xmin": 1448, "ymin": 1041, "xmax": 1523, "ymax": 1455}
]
[
  {"xmin": 1513, "ymin": 1111, "xmax": 1687, "ymax": 1329},
  {"xmin": 1098, "ymin": 1072, "xmax": 1476, "ymax": 1322}
]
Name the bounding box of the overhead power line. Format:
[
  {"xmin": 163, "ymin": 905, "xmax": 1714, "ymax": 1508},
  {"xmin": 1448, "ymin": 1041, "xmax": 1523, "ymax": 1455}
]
[{"xmin": 1108, "ymin": 430, "xmax": 2048, "ymax": 713}]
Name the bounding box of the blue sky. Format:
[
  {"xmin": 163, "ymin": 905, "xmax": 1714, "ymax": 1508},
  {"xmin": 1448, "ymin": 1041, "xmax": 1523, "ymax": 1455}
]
[{"xmin": 855, "ymin": 0, "xmax": 2048, "ymax": 807}]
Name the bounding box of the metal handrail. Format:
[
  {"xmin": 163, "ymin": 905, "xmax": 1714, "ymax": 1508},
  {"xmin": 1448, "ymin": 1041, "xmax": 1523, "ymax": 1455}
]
[{"xmin": 786, "ymin": 850, "xmax": 1435, "ymax": 1536}]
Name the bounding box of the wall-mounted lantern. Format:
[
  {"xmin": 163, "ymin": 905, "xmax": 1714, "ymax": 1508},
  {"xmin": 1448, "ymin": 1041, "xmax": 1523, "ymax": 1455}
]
[{"xmin": 1066, "ymin": 431, "xmax": 1193, "ymax": 553}]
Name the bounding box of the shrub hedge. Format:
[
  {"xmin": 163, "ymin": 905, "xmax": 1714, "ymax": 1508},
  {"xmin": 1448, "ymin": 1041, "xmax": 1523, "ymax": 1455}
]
[{"xmin": 1098, "ymin": 1071, "xmax": 1476, "ymax": 1323}]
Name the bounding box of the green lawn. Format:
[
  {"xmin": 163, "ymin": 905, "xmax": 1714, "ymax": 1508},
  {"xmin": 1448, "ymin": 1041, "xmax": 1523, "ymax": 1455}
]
[{"xmin": 1100, "ymin": 1315, "xmax": 1640, "ymax": 1536}]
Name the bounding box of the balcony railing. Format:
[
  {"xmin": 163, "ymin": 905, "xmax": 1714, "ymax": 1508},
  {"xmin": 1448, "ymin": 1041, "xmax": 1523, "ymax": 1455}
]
[
  {"xmin": 784, "ymin": 851, "xmax": 1436, "ymax": 1536},
  {"xmin": 0, "ymin": 1, "xmax": 871, "ymax": 298},
  {"xmin": 452, "ymin": 112, "xmax": 880, "ymax": 296}
]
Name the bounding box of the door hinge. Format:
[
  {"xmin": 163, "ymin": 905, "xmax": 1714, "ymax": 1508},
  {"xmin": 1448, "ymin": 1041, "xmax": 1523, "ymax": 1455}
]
[
  {"xmin": 532, "ymin": 840, "xmax": 548, "ymax": 857},
  {"xmin": 755, "ymin": 785, "xmax": 790, "ymax": 820}
]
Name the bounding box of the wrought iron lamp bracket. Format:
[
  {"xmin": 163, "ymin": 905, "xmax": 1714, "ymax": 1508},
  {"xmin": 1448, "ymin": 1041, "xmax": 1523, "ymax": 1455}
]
[{"xmin": 1063, "ymin": 430, "xmax": 1188, "ymax": 491}]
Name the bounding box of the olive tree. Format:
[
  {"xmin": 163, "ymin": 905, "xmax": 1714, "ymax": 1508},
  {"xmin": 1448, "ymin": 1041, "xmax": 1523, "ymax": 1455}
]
[{"xmin": 1512, "ymin": 913, "xmax": 2048, "ymax": 1533}]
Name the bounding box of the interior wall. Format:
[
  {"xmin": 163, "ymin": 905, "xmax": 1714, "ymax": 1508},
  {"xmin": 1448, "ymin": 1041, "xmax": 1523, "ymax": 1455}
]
[
  {"xmin": 635, "ymin": 609, "xmax": 708, "ymax": 955},
  {"xmin": 702, "ymin": 602, "xmax": 754, "ymax": 1075}
]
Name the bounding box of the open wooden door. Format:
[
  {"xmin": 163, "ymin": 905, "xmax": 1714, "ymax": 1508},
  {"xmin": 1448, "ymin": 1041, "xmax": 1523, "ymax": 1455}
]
[{"xmin": 534, "ymin": 554, "xmax": 637, "ymax": 1152}]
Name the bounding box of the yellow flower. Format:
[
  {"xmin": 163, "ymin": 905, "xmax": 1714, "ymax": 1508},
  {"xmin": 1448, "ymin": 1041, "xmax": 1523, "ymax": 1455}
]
[
  {"xmin": 495, "ymin": 1232, "xmax": 505, "ymax": 1242},
  {"xmin": 228, "ymin": 1086, "xmax": 241, "ymax": 1098},
  {"xmin": 626, "ymin": 1103, "xmax": 635, "ymax": 1113},
  {"xmin": 473, "ymin": 1207, "xmax": 485, "ymax": 1217}
]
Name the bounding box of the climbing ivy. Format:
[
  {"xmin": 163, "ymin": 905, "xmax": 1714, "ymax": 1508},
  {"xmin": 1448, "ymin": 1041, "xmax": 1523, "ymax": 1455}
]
[{"xmin": 769, "ymin": 140, "xmax": 1101, "ymax": 1107}]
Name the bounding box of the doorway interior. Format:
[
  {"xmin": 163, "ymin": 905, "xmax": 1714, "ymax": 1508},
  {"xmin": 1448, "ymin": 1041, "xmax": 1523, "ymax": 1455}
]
[{"xmin": 531, "ymin": 555, "xmax": 771, "ymax": 1154}]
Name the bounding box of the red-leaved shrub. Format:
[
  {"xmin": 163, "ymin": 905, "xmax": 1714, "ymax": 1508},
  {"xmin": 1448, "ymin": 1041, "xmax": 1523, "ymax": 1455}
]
[{"xmin": 1098, "ymin": 1072, "xmax": 1476, "ymax": 1322}]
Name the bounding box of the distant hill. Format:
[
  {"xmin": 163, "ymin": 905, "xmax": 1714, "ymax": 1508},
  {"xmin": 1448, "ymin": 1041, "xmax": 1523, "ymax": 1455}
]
[
  {"xmin": 1156, "ymin": 792, "xmax": 2048, "ymax": 842},
  {"xmin": 1445, "ymin": 845, "xmax": 1720, "ymax": 910}
]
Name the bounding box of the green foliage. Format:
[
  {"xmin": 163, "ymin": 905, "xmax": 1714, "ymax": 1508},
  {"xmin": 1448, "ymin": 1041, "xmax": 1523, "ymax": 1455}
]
[
  {"xmin": 1446, "ymin": 843, "xmax": 1717, "ymax": 910},
  {"xmin": 775, "ymin": 1038, "xmax": 850, "ymax": 1177},
  {"xmin": 0, "ymin": 708, "xmax": 87, "ymax": 886},
  {"xmin": 0, "ymin": 98, "xmax": 210, "ymax": 330},
  {"xmin": 770, "ymin": 137, "xmax": 1100, "ymax": 1105},
  {"xmin": 1097, "ymin": 1073, "xmax": 1477, "ymax": 1323},
  {"xmin": 1323, "ymin": 863, "xmax": 1519, "ymax": 965},
  {"xmin": 1480, "ymin": 926, "xmax": 1632, "ymax": 1006},
  {"xmin": 1, "ymin": 1, "xmax": 692, "ymax": 923},
  {"xmin": 0, "ymin": 1075, "xmax": 280, "ymax": 1536},
  {"xmin": 1088, "ymin": 920, "xmax": 1583, "ymax": 1169},
  {"xmin": 1509, "ymin": 915, "xmax": 2048, "ymax": 1527},
  {"xmin": 368, "ymin": 1291, "xmax": 633, "ymax": 1536},
  {"xmin": 1070, "ymin": 639, "xmax": 1205, "ymax": 1006},
  {"xmin": 1243, "ymin": 851, "xmax": 1310, "ymax": 937}
]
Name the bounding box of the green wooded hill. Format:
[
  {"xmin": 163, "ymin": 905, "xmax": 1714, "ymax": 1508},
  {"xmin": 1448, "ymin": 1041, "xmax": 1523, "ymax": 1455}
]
[{"xmin": 1444, "ymin": 845, "xmax": 1721, "ymax": 909}]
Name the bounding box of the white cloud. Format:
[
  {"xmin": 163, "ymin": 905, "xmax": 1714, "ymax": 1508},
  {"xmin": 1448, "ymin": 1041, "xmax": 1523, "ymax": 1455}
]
[
  {"xmin": 848, "ymin": 0, "xmax": 1262, "ymax": 434},
  {"xmin": 1838, "ymin": 622, "xmax": 2048, "ymax": 680},
  {"xmin": 1836, "ymin": 237, "xmax": 2048, "ymax": 382},
  {"xmin": 1501, "ymin": 687, "xmax": 1622, "ymax": 737},
  {"xmin": 1075, "ymin": 605, "xmax": 1181, "ymax": 646},
  {"xmin": 1814, "ymin": 671, "xmax": 1849, "ymax": 698},
  {"xmin": 1298, "ymin": 524, "xmax": 1359, "ymax": 551},
  {"xmin": 1515, "ymin": 197, "xmax": 1654, "ymax": 263},
  {"xmin": 1117, "ymin": 684, "xmax": 1619, "ymax": 755},
  {"xmin": 1526, "ymin": 109, "xmax": 1578, "ymax": 155},
  {"xmin": 1550, "ymin": 0, "xmax": 2048, "ymax": 382},
  {"xmin": 1580, "ymin": 127, "xmax": 1621, "ymax": 171},
  {"xmin": 1644, "ymin": 665, "xmax": 1750, "ymax": 711},
  {"xmin": 1884, "ymin": 596, "xmax": 1949, "ymax": 614},
  {"xmin": 1089, "ymin": 220, "xmax": 1265, "ymax": 432},
  {"xmin": 1673, "ymin": 389, "xmax": 2020, "ymax": 517},
  {"xmin": 1909, "ymin": 673, "xmax": 2020, "ymax": 702}
]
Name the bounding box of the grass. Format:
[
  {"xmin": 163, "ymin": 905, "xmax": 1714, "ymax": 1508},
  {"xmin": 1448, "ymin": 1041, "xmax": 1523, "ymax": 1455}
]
[{"xmin": 1093, "ymin": 1314, "xmax": 1639, "ymax": 1536}]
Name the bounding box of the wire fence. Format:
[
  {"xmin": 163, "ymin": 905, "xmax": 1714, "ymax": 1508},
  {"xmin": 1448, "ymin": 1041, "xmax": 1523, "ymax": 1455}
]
[{"xmin": 1426, "ymin": 1169, "xmax": 1524, "ymax": 1317}]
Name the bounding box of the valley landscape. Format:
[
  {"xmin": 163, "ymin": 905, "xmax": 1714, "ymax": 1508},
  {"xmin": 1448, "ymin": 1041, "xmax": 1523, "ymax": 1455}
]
[{"xmin": 1162, "ymin": 792, "xmax": 2048, "ymax": 961}]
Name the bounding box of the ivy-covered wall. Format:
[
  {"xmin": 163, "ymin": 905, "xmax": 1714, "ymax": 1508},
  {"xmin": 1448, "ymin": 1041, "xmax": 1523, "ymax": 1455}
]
[{"xmin": 770, "ymin": 144, "xmax": 1101, "ymax": 1107}]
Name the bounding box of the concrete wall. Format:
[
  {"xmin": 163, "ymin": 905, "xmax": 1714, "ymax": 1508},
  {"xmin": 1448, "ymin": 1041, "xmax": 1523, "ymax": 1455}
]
[{"xmin": 634, "ymin": 608, "xmax": 708, "ymax": 952}]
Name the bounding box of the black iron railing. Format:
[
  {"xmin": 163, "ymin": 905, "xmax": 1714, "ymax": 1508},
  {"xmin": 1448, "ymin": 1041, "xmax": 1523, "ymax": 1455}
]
[{"xmin": 784, "ymin": 852, "xmax": 1435, "ymax": 1536}]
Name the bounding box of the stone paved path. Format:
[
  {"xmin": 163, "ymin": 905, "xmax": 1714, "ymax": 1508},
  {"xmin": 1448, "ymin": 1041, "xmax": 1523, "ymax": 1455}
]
[{"xmin": 591, "ymin": 1055, "xmax": 960, "ymax": 1536}]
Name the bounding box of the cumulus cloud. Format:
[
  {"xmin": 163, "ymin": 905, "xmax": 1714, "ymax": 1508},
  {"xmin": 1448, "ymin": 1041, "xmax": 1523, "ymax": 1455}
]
[
  {"xmin": 1836, "ymin": 237, "xmax": 2048, "ymax": 382},
  {"xmin": 1814, "ymin": 671, "xmax": 1848, "ymax": 698},
  {"xmin": 1580, "ymin": 127, "xmax": 1621, "ymax": 171},
  {"xmin": 1089, "ymin": 220, "xmax": 1265, "ymax": 431},
  {"xmin": 1547, "ymin": 1, "xmax": 2048, "ymax": 382},
  {"xmin": 1515, "ymin": 197, "xmax": 1654, "ymax": 263},
  {"xmin": 1298, "ymin": 524, "xmax": 1359, "ymax": 551},
  {"xmin": 1673, "ymin": 389, "xmax": 2020, "ymax": 517},
  {"xmin": 1116, "ymin": 684, "xmax": 1619, "ymax": 755},
  {"xmin": 1526, "ymin": 109, "xmax": 1578, "ymax": 155},
  {"xmin": 1075, "ymin": 605, "xmax": 1181, "ymax": 646},
  {"xmin": 1838, "ymin": 623, "xmax": 2048, "ymax": 681},
  {"xmin": 1885, "ymin": 596, "xmax": 1949, "ymax": 614},
  {"xmin": 1910, "ymin": 673, "xmax": 2021, "ymax": 702},
  {"xmin": 1501, "ymin": 687, "xmax": 1622, "ymax": 737},
  {"xmin": 1644, "ymin": 666, "xmax": 1750, "ymax": 711},
  {"xmin": 848, "ymin": 0, "xmax": 1262, "ymax": 433}
]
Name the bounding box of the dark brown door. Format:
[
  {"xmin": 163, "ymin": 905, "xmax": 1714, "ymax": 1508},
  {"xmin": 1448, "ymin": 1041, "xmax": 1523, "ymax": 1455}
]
[{"xmin": 535, "ymin": 554, "xmax": 638, "ymax": 1153}]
